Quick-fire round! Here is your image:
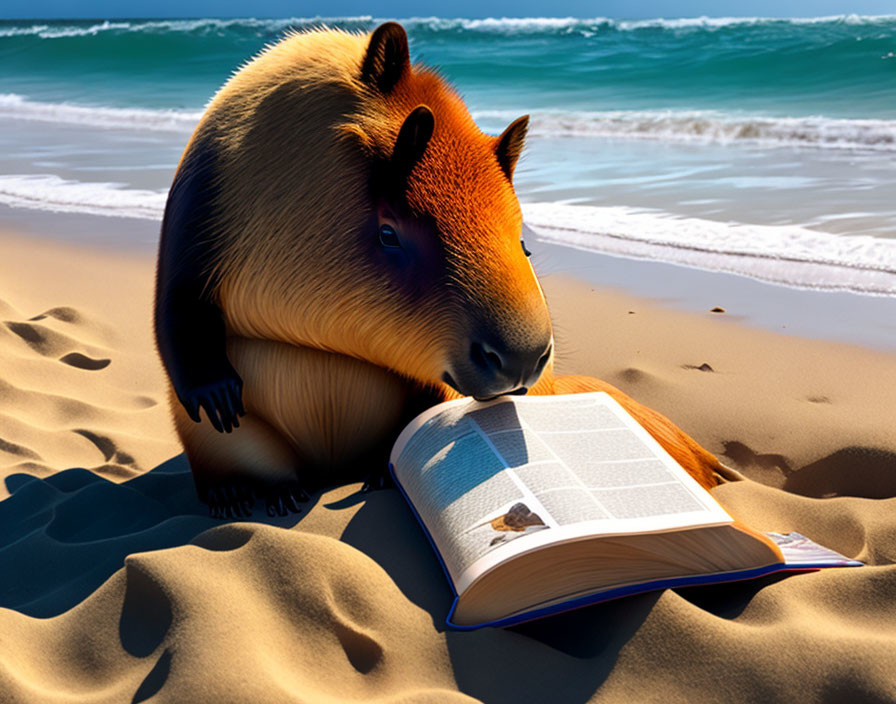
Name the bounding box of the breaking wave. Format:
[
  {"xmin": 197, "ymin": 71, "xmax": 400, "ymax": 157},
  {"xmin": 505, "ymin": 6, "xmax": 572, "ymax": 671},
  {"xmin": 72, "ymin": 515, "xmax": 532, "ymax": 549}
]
[
  {"xmin": 476, "ymin": 109, "xmax": 896, "ymax": 151},
  {"xmin": 0, "ymin": 94, "xmax": 201, "ymax": 132},
  {"xmin": 523, "ymin": 203, "xmax": 896, "ymax": 295},
  {"xmin": 1, "ymin": 15, "xmax": 893, "ymax": 38},
  {"xmin": 3, "ymin": 93, "xmax": 894, "ymax": 152},
  {"xmin": 0, "ymin": 175, "xmax": 167, "ymax": 220},
  {"xmin": 2, "ymin": 173, "xmax": 893, "ymax": 294}
]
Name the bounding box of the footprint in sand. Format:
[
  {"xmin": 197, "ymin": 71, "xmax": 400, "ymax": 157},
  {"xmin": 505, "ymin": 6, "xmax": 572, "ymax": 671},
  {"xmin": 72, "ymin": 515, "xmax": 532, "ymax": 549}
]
[
  {"xmin": 0, "ymin": 437, "xmax": 42, "ymax": 461},
  {"xmin": 619, "ymin": 367, "xmax": 648, "ymax": 383},
  {"xmin": 58, "ymin": 352, "xmax": 111, "ymax": 371},
  {"xmin": 5, "ymin": 308, "xmax": 111, "ymax": 370},
  {"xmin": 119, "ymin": 561, "xmax": 173, "ymax": 657},
  {"xmin": 4, "ymin": 321, "xmax": 58, "ymax": 354},
  {"xmin": 72, "ymin": 429, "xmax": 136, "ymax": 466},
  {"xmin": 29, "ymin": 306, "xmax": 82, "ymax": 324},
  {"xmin": 722, "ymin": 440, "xmax": 793, "ymax": 477}
]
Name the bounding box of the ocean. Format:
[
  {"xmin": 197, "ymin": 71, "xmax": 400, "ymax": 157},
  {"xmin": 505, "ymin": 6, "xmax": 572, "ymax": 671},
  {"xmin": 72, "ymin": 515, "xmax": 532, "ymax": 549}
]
[{"xmin": 1, "ymin": 16, "xmax": 895, "ymax": 294}]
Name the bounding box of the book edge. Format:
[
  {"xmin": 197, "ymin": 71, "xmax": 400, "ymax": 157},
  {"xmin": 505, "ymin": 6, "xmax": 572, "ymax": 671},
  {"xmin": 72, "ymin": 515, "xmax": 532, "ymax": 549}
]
[{"xmin": 446, "ymin": 561, "xmax": 861, "ymax": 631}]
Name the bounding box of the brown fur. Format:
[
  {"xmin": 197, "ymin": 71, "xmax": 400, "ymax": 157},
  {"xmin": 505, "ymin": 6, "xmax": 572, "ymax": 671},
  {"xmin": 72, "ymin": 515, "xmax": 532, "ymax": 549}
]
[{"xmin": 168, "ymin": 25, "xmax": 720, "ymax": 494}]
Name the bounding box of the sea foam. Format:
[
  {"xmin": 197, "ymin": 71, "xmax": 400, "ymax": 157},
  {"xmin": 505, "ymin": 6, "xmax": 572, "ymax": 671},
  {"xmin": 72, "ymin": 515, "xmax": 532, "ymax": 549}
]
[
  {"xmin": 0, "ymin": 94, "xmax": 201, "ymax": 132},
  {"xmin": 474, "ymin": 110, "xmax": 896, "ymax": 152},
  {"xmin": 0, "ymin": 174, "xmax": 167, "ymax": 220},
  {"xmin": 1, "ymin": 15, "xmax": 893, "ymax": 38},
  {"xmin": 1, "ymin": 173, "xmax": 892, "ymax": 294},
  {"xmin": 3, "ymin": 93, "xmax": 894, "ymax": 152},
  {"xmin": 523, "ymin": 203, "xmax": 896, "ymax": 295}
]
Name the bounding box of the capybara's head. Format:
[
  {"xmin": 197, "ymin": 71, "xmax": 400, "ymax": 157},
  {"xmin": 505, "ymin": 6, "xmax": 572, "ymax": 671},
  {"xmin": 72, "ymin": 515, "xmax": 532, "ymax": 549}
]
[{"xmin": 349, "ymin": 23, "xmax": 553, "ymax": 400}]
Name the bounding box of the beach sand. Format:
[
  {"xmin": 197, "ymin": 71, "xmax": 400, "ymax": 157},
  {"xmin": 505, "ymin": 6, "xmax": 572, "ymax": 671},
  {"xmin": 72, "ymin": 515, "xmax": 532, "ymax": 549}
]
[{"xmin": 1, "ymin": 228, "xmax": 895, "ymax": 702}]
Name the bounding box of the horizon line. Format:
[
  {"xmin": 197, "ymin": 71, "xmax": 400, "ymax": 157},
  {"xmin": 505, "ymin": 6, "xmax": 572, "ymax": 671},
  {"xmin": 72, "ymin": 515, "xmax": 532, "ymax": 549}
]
[{"xmin": 3, "ymin": 13, "xmax": 896, "ymax": 22}]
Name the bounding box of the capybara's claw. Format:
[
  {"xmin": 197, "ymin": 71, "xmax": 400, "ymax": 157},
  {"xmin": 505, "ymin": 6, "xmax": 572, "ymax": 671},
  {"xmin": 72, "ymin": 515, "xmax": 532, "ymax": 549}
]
[
  {"xmin": 292, "ymin": 485, "xmax": 311, "ymax": 503},
  {"xmin": 205, "ymin": 483, "xmax": 255, "ymax": 519},
  {"xmin": 263, "ymin": 482, "xmax": 309, "ymax": 517},
  {"xmin": 178, "ymin": 375, "xmax": 245, "ymax": 435}
]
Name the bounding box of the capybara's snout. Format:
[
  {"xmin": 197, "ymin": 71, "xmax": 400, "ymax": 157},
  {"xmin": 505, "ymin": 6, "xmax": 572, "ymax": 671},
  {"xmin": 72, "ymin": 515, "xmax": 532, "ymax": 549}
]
[{"xmin": 445, "ymin": 328, "xmax": 553, "ymax": 401}]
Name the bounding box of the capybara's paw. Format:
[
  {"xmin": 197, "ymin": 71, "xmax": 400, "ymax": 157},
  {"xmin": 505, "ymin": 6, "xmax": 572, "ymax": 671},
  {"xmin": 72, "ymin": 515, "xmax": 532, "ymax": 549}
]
[
  {"xmin": 176, "ymin": 371, "xmax": 245, "ymax": 434},
  {"xmin": 205, "ymin": 483, "xmax": 255, "ymax": 519},
  {"xmin": 263, "ymin": 481, "xmax": 310, "ymax": 517}
]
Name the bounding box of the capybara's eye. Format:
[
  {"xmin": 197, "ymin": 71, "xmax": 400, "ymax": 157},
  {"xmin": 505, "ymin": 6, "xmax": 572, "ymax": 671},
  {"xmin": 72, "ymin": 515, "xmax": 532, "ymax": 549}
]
[
  {"xmin": 521, "ymin": 239, "xmax": 532, "ymax": 257},
  {"xmin": 379, "ymin": 224, "xmax": 401, "ymax": 248}
]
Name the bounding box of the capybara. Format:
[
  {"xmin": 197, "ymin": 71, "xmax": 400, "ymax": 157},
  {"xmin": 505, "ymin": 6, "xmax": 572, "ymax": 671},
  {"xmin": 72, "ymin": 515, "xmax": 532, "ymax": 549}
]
[{"xmin": 154, "ymin": 22, "xmax": 721, "ymax": 517}]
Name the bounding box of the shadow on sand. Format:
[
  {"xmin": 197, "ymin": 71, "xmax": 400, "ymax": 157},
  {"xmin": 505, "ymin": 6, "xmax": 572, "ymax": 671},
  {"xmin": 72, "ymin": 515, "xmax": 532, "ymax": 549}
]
[
  {"xmin": 339, "ymin": 486, "xmax": 659, "ymax": 703},
  {"xmin": 0, "ymin": 455, "xmax": 312, "ymax": 618},
  {"xmin": 6, "ymin": 444, "xmax": 860, "ymax": 703},
  {"xmin": 723, "ymin": 441, "xmax": 896, "ymax": 499},
  {"xmin": 0, "ymin": 453, "xmax": 665, "ymax": 702}
]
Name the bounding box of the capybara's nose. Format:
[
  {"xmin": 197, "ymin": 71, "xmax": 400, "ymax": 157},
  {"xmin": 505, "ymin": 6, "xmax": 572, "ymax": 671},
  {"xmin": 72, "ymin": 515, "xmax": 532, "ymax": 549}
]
[
  {"xmin": 470, "ymin": 339, "xmax": 505, "ymax": 376},
  {"xmin": 467, "ymin": 336, "xmax": 553, "ymax": 400}
]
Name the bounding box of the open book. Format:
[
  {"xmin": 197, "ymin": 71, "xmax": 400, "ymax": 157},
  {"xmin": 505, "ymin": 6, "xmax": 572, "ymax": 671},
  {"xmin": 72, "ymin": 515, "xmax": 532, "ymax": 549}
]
[{"xmin": 388, "ymin": 392, "xmax": 861, "ymax": 629}]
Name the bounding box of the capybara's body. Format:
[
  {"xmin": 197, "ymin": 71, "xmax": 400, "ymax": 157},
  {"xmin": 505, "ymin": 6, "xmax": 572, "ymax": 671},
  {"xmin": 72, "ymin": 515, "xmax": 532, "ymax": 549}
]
[{"xmin": 155, "ymin": 23, "xmax": 720, "ymax": 516}]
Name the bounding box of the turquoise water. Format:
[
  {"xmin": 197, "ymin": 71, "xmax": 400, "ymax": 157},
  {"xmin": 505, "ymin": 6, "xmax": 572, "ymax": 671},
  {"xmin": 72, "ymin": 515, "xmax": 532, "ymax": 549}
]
[
  {"xmin": 1, "ymin": 16, "xmax": 895, "ymax": 293},
  {"xmin": 1, "ymin": 16, "xmax": 894, "ymax": 117}
]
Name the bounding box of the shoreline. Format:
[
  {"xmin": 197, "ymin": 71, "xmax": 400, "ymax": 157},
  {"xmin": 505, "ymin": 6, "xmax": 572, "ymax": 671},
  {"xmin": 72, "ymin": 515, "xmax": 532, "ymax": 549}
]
[
  {"xmin": 535, "ymin": 238, "xmax": 896, "ymax": 352},
  {"xmin": 4, "ymin": 207, "xmax": 894, "ymax": 351}
]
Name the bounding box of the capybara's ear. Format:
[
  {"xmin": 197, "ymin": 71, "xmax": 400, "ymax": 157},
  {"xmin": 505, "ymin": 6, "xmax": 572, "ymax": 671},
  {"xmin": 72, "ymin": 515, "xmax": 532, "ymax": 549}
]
[
  {"xmin": 361, "ymin": 22, "xmax": 410, "ymax": 93},
  {"xmin": 392, "ymin": 105, "xmax": 435, "ymax": 174},
  {"xmin": 495, "ymin": 115, "xmax": 530, "ymax": 180}
]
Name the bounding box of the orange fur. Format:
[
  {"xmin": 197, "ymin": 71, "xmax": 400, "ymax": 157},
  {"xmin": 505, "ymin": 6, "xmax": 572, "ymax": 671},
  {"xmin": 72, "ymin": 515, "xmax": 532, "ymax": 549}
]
[{"xmin": 167, "ymin": 24, "xmax": 720, "ymax": 493}]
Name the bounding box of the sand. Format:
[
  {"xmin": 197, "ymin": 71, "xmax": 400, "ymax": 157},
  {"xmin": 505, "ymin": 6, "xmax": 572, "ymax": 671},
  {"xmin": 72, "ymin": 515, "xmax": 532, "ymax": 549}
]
[{"xmin": 1, "ymin": 229, "xmax": 895, "ymax": 703}]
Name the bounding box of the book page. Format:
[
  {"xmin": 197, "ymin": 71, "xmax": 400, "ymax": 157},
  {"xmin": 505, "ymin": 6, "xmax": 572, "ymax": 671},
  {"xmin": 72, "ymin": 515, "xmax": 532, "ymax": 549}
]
[
  {"xmin": 390, "ymin": 392, "xmax": 732, "ymax": 591},
  {"xmin": 768, "ymin": 532, "xmax": 863, "ymax": 566},
  {"xmin": 391, "ymin": 399, "xmax": 549, "ymax": 586}
]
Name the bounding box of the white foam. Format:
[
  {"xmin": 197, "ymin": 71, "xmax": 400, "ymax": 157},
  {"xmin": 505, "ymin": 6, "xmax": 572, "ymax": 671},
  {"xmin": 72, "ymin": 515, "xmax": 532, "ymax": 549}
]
[
  {"xmin": 0, "ymin": 19, "xmax": 238, "ymax": 38},
  {"xmin": 0, "ymin": 24, "xmax": 51, "ymax": 37},
  {"xmin": 474, "ymin": 109, "xmax": 896, "ymax": 152},
  {"xmin": 615, "ymin": 14, "xmax": 896, "ymax": 30},
  {"xmin": 1, "ymin": 173, "xmax": 893, "ymax": 294},
  {"xmin": 1, "ymin": 15, "xmax": 892, "ymax": 39},
  {"xmin": 402, "ymin": 16, "xmax": 591, "ymax": 32},
  {"xmin": 0, "ymin": 17, "xmax": 371, "ymax": 38},
  {"xmin": 522, "ymin": 203, "xmax": 896, "ymax": 295},
  {"xmin": 2, "ymin": 93, "xmax": 891, "ymax": 152},
  {"xmin": 0, "ymin": 94, "xmax": 201, "ymax": 133},
  {"xmin": 35, "ymin": 20, "xmax": 133, "ymax": 39},
  {"xmin": 393, "ymin": 15, "xmax": 896, "ymax": 33},
  {"xmin": 0, "ymin": 175, "xmax": 166, "ymax": 220}
]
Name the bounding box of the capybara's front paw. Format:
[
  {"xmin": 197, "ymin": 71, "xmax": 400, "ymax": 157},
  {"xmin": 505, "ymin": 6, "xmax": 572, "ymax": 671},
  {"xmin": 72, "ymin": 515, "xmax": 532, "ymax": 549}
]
[
  {"xmin": 263, "ymin": 481, "xmax": 310, "ymax": 517},
  {"xmin": 205, "ymin": 483, "xmax": 255, "ymax": 519},
  {"xmin": 175, "ymin": 368, "xmax": 245, "ymax": 434}
]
